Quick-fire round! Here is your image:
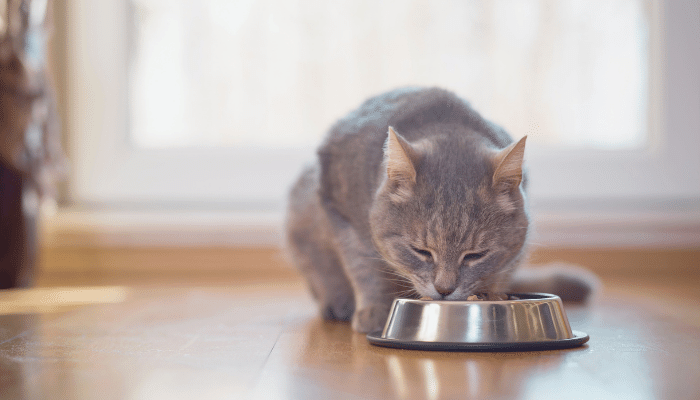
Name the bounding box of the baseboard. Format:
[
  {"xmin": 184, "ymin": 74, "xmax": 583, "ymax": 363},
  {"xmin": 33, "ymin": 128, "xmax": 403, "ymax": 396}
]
[
  {"xmin": 39, "ymin": 243, "xmax": 700, "ymax": 281},
  {"xmin": 40, "ymin": 203, "xmax": 700, "ymax": 250},
  {"xmin": 39, "ymin": 245, "xmax": 293, "ymax": 274},
  {"xmin": 38, "ymin": 206, "xmax": 700, "ymax": 279},
  {"xmin": 526, "ymin": 247, "xmax": 700, "ymax": 277}
]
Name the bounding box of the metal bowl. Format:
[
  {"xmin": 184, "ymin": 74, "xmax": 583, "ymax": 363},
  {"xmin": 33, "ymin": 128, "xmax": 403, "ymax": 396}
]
[{"xmin": 367, "ymin": 293, "xmax": 589, "ymax": 351}]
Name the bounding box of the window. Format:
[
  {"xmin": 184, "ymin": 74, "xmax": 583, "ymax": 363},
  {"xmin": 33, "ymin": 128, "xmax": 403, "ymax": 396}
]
[
  {"xmin": 65, "ymin": 0, "xmax": 700, "ymax": 246},
  {"xmin": 128, "ymin": 0, "xmax": 649, "ymax": 151}
]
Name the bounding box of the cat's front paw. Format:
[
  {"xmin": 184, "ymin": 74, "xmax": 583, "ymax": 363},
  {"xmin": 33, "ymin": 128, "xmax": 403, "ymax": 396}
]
[{"xmin": 351, "ymin": 305, "xmax": 391, "ymax": 333}]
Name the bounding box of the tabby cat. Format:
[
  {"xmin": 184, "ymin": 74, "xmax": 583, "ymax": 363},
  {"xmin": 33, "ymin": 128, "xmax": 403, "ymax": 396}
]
[{"xmin": 286, "ymin": 87, "xmax": 595, "ymax": 333}]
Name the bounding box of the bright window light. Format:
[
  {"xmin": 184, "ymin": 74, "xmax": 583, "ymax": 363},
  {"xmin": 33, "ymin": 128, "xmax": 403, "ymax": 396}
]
[{"xmin": 128, "ymin": 0, "xmax": 649, "ymax": 150}]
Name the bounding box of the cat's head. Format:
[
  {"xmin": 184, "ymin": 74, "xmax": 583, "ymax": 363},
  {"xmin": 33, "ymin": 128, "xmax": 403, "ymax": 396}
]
[{"xmin": 369, "ymin": 126, "xmax": 529, "ymax": 300}]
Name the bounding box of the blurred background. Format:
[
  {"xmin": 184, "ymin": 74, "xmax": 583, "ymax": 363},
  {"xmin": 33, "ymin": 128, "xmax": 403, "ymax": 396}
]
[{"xmin": 3, "ymin": 0, "xmax": 699, "ymax": 287}]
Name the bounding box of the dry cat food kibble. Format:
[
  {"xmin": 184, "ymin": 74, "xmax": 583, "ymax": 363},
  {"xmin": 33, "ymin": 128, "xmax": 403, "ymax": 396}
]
[
  {"xmin": 419, "ymin": 293, "xmax": 520, "ymax": 301},
  {"xmin": 474, "ymin": 293, "xmax": 521, "ymax": 301}
]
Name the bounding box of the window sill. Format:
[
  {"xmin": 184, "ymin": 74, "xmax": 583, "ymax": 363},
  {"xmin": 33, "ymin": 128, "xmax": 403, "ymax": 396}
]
[{"xmin": 40, "ymin": 200, "xmax": 700, "ymax": 250}]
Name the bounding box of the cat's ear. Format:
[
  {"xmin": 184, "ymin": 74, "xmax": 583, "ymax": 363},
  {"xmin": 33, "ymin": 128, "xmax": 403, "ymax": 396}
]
[
  {"xmin": 384, "ymin": 127, "xmax": 418, "ymax": 199},
  {"xmin": 492, "ymin": 136, "xmax": 527, "ymax": 190}
]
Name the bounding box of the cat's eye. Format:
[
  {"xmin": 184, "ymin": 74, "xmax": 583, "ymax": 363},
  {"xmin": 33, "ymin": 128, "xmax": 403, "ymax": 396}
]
[
  {"xmin": 461, "ymin": 251, "xmax": 487, "ymax": 265},
  {"xmin": 411, "ymin": 247, "xmax": 434, "ymax": 261}
]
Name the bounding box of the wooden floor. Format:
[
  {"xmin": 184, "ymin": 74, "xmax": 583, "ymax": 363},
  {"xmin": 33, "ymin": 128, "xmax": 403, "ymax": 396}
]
[{"xmin": 1, "ymin": 272, "xmax": 700, "ymax": 400}]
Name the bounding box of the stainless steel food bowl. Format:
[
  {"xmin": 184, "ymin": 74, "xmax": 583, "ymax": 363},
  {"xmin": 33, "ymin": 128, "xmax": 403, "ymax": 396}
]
[{"xmin": 367, "ymin": 293, "xmax": 589, "ymax": 351}]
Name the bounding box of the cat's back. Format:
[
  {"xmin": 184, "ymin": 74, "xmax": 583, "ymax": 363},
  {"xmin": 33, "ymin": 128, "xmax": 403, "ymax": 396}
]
[
  {"xmin": 317, "ymin": 87, "xmax": 513, "ymax": 226},
  {"xmin": 326, "ymin": 86, "xmax": 426, "ymax": 139},
  {"xmin": 322, "ymin": 87, "xmax": 510, "ymax": 155},
  {"xmin": 320, "ymin": 87, "xmax": 512, "ymax": 174}
]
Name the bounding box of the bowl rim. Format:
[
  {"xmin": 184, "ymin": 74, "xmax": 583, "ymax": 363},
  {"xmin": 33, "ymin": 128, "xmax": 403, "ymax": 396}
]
[
  {"xmin": 396, "ymin": 292, "xmax": 562, "ymax": 305},
  {"xmin": 367, "ymin": 329, "xmax": 590, "ymax": 351}
]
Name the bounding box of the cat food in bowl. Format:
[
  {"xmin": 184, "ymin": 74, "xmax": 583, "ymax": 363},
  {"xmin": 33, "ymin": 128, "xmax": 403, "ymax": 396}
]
[
  {"xmin": 422, "ymin": 293, "xmax": 515, "ymax": 301},
  {"xmin": 367, "ymin": 293, "xmax": 588, "ymax": 351}
]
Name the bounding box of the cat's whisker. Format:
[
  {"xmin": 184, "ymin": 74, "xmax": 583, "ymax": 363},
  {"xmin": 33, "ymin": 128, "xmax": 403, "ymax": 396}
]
[
  {"xmin": 392, "ymin": 286, "xmax": 418, "ymax": 294},
  {"xmin": 373, "ymin": 267, "xmax": 406, "ymax": 276},
  {"xmin": 392, "ymin": 288, "xmax": 420, "ymax": 298},
  {"xmin": 361, "ymin": 256, "xmax": 390, "ymax": 263},
  {"xmin": 378, "ymin": 270, "xmax": 413, "ymax": 282},
  {"xmin": 383, "ymin": 279, "xmax": 414, "ymax": 287},
  {"xmin": 374, "ymin": 265, "xmax": 415, "ymax": 281},
  {"xmin": 360, "ymin": 258, "xmax": 409, "ymax": 275},
  {"xmin": 378, "ymin": 271, "xmax": 415, "ymax": 287},
  {"xmin": 373, "ymin": 265, "xmax": 406, "ymax": 274},
  {"xmin": 364, "ymin": 263, "xmax": 405, "ymax": 274},
  {"xmin": 378, "ymin": 269, "xmax": 409, "ymax": 277}
]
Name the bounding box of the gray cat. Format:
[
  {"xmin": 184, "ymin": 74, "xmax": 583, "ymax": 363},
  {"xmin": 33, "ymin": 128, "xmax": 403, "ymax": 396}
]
[{"xmin": 286, "ymin": 87, "xmax": 596, "ymax": 333}]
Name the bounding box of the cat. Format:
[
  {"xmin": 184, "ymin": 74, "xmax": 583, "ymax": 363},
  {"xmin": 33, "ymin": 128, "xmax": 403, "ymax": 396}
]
[{"xmin": 285, "ymin": 87, "xmax": 596, "ymax": 333}]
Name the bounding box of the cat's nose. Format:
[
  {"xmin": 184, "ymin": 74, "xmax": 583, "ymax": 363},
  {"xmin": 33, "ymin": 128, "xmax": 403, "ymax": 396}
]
[{"xmin": 434, "ymin": 283, "xmax": 456, "ymax": 297}]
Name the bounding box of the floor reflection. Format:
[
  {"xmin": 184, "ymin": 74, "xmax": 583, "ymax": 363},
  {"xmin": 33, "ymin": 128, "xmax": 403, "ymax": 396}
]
[
  {"xmin": 381, "ymin": 345, "xmax": 568, "ymax": 399},
  {"xmin": 0, "ymin": 314, "xmax": 36, "ymax": 400},
  {"xmin": 291, "ymin": 318, "xmax": 574, "ymax": 400},
  {"xmin": 0, "ymin": 286, "xmax": 129, "ymax": 314}
]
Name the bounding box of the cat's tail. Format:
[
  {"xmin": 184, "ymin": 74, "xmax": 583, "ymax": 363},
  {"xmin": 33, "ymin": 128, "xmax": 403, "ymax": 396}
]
[{"xmin": 509, "ymin": 263, "xmax": 601, "ymax": 302}]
